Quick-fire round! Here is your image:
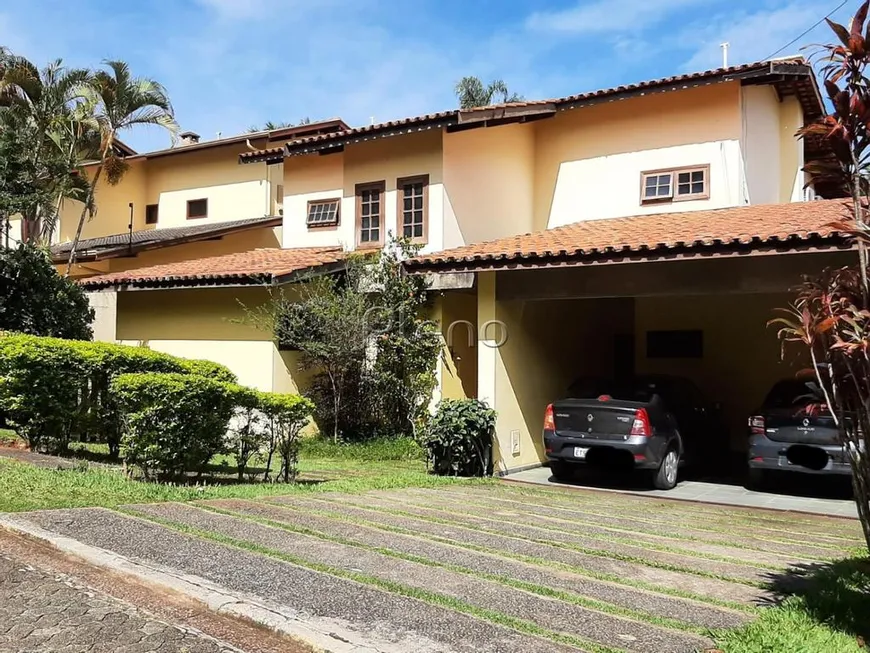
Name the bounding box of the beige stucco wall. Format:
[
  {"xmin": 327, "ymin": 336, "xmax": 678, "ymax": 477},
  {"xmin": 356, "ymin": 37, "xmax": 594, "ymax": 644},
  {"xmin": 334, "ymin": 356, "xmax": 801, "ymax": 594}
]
[
  {"xmin": 57, "ymin": 144, "xmax": 272, "ymax": 245},
  {"xmin": 59, "ymin": 160, "xmax": 148, "ymax": 243},
  {"xmin": 436, "ymin": 291, "xmax": 478, "ymax": 402},
  {"xmin": 534, "ymin": 82, "xmax": 744, "ymax": 230},
  {"xmin": 281, "ymin": 130, "xmax": 444, "ymax": 253},
  {"xmin": 634, "ymin": 292, "xmax": 804, "ymax": 445},
  {"xmin": 5, "ymin": 217, "xmax": 22, "ymax": 246},
  {"xmin": 741, "ymin": 85, "xmax": 782, "ymax": 205},
  {"xmin": 115, "ymin": 287, "xmax": 296, "ymax": 393},
  {"xmin": 778, "ymin": 96, "xmax": 806, "ymax": 202},
  {"xmin": 442, "ymin": 123, "xmax": 536, "ymax": 249}
]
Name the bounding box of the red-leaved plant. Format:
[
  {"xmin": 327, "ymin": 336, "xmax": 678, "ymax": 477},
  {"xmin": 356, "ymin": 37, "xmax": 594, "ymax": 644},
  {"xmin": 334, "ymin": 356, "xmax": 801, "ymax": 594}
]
[{"xmin": 775, "ymin": 0, "xmax": 870, "ymax": 550}]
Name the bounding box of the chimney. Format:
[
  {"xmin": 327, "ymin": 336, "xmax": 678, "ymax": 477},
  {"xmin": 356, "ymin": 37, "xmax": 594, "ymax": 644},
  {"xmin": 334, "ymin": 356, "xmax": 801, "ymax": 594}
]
[{"xmin": 178, "ymin": 131, "xmax": 201, "ymax": 146}]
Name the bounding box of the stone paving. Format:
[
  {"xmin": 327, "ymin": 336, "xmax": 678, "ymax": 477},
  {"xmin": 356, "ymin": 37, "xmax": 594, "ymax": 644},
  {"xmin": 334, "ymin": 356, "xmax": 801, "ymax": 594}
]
[
  {"xmin": 0, "ymin": 553, "xmax": 239, "ymax": 653},
  {"xmin": 3, "ymin": 482, "xmax": 866, "ymax": 653}
]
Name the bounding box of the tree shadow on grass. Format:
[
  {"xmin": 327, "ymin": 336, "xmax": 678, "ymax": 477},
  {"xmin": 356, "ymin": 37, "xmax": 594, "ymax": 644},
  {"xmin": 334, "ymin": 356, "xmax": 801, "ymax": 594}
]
[{"xmin": 760, "ymin": 557, "xmax": 870, "ymax": 643}]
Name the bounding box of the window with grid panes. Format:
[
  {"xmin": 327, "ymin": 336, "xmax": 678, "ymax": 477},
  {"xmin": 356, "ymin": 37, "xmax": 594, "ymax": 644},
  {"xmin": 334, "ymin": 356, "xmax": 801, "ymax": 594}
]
[
  {"xmin": 641, "ymin": 165, "xmax": 708, "ymax": 203},
  {"xmin": 306, "ymin": 199, "xmax": 340, "ymax": 227},
  {"xmin": 399, "ymin": 176, "xmax": 427, "ymax": 242},
  {"xmin": 357, "ymin": 183, "xmax": 383, "ymax": 245}
]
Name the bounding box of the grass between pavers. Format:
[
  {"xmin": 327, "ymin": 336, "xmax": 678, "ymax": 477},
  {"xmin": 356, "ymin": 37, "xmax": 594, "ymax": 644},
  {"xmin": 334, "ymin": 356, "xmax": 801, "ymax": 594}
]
[
  {"xmin": 0, "ymin": 455, "xmax": 492, "ymax": 513},
  {"xmin": 316, "ymin": 496, "xmax": 769, "ymax": 586},
  {"xmin": 366, "ymin": 494, "xmax": 802, "ymax": 568},
  {"xmin": 498, "ymin": 482, "xmax": 864, "ymax": 538},
  {"xmin": 196, "ymin": 502, "xmax": 711, "ymax": 637},
  {"xmin": 117, "ymin": 506, "xmax": 622, "ymax": 653},
  {"xmin": 258, "ymin": 498, "xmax": 757, "ymax": 614},
  {"xmin": 421, "ymin": 489, "xmax": 846, "ymax": 558}
]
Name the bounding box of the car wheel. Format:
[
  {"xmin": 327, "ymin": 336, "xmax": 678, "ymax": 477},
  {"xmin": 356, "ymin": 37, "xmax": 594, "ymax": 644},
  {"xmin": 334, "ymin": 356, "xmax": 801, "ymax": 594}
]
[
  {"xmin": 653, "ymin": 447, "xmax": 679, "ymax": 490},
  {"xmin": 550, "ymin": 461, "xmax": 574, "ymax": 482}
]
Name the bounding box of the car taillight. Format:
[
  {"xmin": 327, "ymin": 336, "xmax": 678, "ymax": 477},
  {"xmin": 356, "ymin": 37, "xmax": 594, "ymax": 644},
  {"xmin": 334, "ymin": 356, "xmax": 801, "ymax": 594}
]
[
  {"xmin": 749, "ymin": 415, "xmax": 765, "ymax": 435},
  {"xmin": 544, "ymin": 404, "xmax": 556, "ymax": 431},
  {"xmin": 630, "ymin": 408, "xmax": 651, "ymax": 437}
]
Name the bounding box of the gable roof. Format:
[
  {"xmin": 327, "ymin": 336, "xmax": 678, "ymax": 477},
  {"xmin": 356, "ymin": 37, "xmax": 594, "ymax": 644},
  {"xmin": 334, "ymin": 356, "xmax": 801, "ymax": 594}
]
[
  {"xmin": 53, "ymin": 215, "xmax": 282, "ymax": 263},
  {"xmin": 80, "ymin": 246, "xmax": 346, "ymax": 290},
  {"xmin": 239, "ymin": 57, "xmax": 823, "ymax": 164},
  {"xmin": 405, "ymin": 200, "xmax": 854, "ymax": 273}
]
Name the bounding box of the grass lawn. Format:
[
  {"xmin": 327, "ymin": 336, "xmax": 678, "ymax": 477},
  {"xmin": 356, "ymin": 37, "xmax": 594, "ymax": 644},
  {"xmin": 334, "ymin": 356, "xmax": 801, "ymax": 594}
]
[
  {"xmin": 0, "ymin": 436, "xmax": 490, "ymax": 513},
  {"xmin": 714, "ymin": 557, "xmax": 870, "ymax": 652}
]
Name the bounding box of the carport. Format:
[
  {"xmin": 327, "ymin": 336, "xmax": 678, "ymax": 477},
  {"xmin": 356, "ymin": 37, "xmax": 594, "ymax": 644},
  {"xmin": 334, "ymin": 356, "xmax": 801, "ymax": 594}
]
[{"xmin": 410, "ymin": 200, "xmax": 855, "ymax": 476}]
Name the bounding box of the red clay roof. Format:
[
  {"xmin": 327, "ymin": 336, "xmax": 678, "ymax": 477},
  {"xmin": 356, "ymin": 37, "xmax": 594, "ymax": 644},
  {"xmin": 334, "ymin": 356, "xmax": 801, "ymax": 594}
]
[
  {"xmin": 406, "ymin": 200, "xmax": 854, "ymax": 272},
  {"xmin": 81, "ymin": 247, "xmax": 346, "ymax": 289},
  {"xmin": 240, "ymin": 57, "xmax": 821, "ymax": 163}
]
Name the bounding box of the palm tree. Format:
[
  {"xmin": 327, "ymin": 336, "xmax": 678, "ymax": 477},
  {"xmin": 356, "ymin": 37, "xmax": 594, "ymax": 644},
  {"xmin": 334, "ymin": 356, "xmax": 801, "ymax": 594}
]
[
  {"xmin": 0, "ymin": 55, "xmax": 92, "ymax": 242},
  {"xmin": 65, "ymin": 61, "xmax": 177, "ymax": 274},
  {"xmin": 246, "ymin": 117, "xmax": 311, "ymax": 133},
  {"xmin": 454, "ymin": 77, "xmax": 524, "ymax": 109}
]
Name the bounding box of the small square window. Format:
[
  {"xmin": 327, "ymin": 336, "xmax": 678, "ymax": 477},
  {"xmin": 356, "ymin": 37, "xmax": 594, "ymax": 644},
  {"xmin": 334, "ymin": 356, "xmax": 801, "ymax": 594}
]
[
  {"xmin": 306, "ymin": 199, "xmax": 340, "ymax": 227},
  {"xmin": 145, "ymin": 204, "xmax": 158, "ymax": 225},
  {"xmin": 187, "ymin": 198, "xmax": 208, "ymax": 219},
  {"xmin": 641, "ymin": 166, "xmax": 709, "ymax": 204}
]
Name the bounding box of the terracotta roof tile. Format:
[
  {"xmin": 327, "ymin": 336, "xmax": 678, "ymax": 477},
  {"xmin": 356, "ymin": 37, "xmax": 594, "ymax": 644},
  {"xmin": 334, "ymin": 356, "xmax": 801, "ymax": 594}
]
[
  {"xmin": 406, "ymin": 200, "xmax": 854, "ymax": 272},
  {"xmin": 81, "ymin": 247, "xmax": 346, "ymax": 289}
]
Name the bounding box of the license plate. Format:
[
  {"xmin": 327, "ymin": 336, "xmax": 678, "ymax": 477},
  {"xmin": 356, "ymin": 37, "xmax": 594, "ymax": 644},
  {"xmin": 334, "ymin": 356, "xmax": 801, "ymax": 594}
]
[{"xmin": 573, "ymin": 447, "xmax": 589, "ymax": 459}]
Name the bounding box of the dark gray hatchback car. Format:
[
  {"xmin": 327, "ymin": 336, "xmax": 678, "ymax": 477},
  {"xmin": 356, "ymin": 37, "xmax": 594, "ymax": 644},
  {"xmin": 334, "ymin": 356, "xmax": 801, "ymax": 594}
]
[{"xmin": 748, "ymin": 379, "xmax": 851, "ymax": 484}]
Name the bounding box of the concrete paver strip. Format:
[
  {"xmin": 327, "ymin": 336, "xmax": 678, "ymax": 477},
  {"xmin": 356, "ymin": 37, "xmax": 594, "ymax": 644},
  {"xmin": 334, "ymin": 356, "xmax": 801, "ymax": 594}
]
[
  {"xmin": 209, "ymin": 498, "xmax": 750, "ymax": 630},
  {"xmin": 269, "ymin": 496, "xmax": 767, "ymax": 605},
  {"xmin": 369, "ymin": 490, "xmax": 822, "ymax": 567},
  {"xmin": 435, "ymin": 485, "xmax": 864, "ymax": 546},
  {"xmin": 129, "ymin": 502, "xmax": 712, "ymax": 653},
  {"xmin": 12, "ymin": 508, "xmax": 583, "ymax": 653},
  {"xmin": 412, "ymin": 487, "xmax": 850, "ymax": 558},
  {"xmin": 0, "ymin": 447, "xmax": 120, "ymax": 470},
  {"xmin": 332, "ymin": 493, "xmax": 777, "ymax": 585},
  {"xmin": 0, "ymin": 551, "xmax": 241, "ymax": 653}
]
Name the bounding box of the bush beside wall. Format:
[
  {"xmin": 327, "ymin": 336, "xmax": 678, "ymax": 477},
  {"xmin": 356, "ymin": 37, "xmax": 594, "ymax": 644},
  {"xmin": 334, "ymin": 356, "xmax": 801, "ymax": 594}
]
[{"xmin": 423, "ymin": 399, "xmax": 496, "ymax": 477}]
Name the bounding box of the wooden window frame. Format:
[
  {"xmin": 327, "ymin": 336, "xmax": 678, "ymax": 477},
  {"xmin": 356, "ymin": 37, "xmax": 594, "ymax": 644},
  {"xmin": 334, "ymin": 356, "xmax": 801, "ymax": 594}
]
[
  {"xmin": 145, "ymin": 203, "xmax": 159, "ymax": 225},
  {"xmin": 397, "ymin": 174, "xmax": 429, "ymax": 244},
  {"xmin": 355, "ymin": 181, "xmax": 386, "ymax": 249},
  {"xmin": 186, "ymin": 198, "xmax": 208, "ymax": 219},
  {"xmin": 306, "ymin": 198, "xmax": 341, "ymax": 229},
  {"xmin": 640, "ymin": 164, "xmax": 710, "ymax": 205}
]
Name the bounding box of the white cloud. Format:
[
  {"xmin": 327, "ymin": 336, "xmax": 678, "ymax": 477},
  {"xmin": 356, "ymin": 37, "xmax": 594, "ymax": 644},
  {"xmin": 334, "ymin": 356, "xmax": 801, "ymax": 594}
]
[
  {"xmin": 680, "ymin": 2, "xmax": 838, "ymax": 71},
  {"xmin": 526, "ymin": 0, "xmax": 709, "ymax": 35}
]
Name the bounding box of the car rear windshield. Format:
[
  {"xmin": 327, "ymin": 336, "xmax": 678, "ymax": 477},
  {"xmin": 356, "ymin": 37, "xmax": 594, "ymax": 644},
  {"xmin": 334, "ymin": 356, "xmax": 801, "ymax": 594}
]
[{"xmin": 764, "ymin": 380, "xmax": 827, "ymax": 409}]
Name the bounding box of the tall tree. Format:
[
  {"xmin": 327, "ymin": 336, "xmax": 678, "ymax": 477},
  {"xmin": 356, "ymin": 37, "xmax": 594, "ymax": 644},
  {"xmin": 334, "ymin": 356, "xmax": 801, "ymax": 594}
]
[
  {"xmin": 0, "ymin": 54, "xmax": 93, "ymax": 243},
  {"xmin": 65, "ymin": 60, "xmax": 177, "ymax": 274},
  {"xmin": 454, "ymin": 76, "xmax": 523, "ymax": 109}
]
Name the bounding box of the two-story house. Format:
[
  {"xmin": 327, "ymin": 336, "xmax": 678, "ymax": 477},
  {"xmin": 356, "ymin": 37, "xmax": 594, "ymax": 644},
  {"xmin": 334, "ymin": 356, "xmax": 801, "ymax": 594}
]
[{"xmin": 77, "ymin": 57, "xmax": 850, "ymax": 473}]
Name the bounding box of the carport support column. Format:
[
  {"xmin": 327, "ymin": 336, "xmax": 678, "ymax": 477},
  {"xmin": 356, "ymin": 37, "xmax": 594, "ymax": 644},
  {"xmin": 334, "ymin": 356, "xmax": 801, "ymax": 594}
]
[
  {"xmin": 86, "ymin": 290, "xmax": 118, "ymax": 343},
  {"xmin": 477, "ymin": 272, "xmax": 501, "ymax": 470}
]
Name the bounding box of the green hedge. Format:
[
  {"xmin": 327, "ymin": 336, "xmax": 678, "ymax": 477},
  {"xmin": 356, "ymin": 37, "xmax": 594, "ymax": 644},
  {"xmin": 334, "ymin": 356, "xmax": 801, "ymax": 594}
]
[
  {"xmin": 423, "ymin": 399, "xmax": 496, "ymax": 477},
  {"xmin": 0, "ymin": 333, "xmax": 237, "ymax": 454},
  {"xmin": 112, "ymin": 373, "xmax": 236, "ymax": 479}
]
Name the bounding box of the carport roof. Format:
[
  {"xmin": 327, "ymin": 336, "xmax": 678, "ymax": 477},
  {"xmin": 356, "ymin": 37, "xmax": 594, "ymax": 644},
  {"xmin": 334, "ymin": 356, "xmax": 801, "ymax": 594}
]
[
  {"xmin": 405, "ymin": 200, "xmax": 856, "ymax": 273},
  {"xmin": 80, "ymin": 246, "xmax": 346, "ymax": 290}
]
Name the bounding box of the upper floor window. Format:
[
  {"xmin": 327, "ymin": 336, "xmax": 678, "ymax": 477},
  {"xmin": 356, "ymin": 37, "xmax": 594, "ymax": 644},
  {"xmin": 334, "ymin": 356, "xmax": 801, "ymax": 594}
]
[
  {"xmin": 398, "ymin": 175, "xmax": 428, "ymax": 243},
  {"xmin": 356, "ymin": 181, "xmax": 385, "ymax": 248},
  {"xmin": 145, "ymin": 204, "xmax": 159, "ymax": 225},
  {"xmin": 307, "ymin": 199, "xmax": 340, "ymax": 228},
  {"xmin": 641, "ymin": 165, "xmax": 709, "ymax": 204},
  {"xmin": 187, "ymin": 198, "xmax": 208, "ymax": 219}
]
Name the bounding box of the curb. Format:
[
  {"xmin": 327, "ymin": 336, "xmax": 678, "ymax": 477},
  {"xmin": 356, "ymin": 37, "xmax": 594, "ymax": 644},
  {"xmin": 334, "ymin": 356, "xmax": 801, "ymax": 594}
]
[{"xmin": 0, "ymin": 513, "xmax": 404, "ymax": 653}]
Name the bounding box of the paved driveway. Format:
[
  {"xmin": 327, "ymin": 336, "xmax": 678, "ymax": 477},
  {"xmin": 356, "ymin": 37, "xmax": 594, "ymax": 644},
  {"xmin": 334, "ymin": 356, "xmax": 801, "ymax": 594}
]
[
  {"xmin": 3, "ymin": 482, "xmax": 865, "ymax": 653},
  {"xmin": 508, "ymin": 466, "xmax": 859, "ymax": 518}
]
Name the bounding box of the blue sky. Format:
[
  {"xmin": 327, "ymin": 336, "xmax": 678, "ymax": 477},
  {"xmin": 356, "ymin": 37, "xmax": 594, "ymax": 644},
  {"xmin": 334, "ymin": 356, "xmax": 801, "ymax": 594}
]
[{"xmin": 1, "ymin": 0, "xmax": 851, "ymax": 152}]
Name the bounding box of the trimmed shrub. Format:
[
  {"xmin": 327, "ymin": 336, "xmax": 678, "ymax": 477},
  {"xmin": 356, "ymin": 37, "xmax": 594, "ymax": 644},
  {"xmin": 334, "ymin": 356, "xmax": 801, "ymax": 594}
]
[
  {"xmin": 258, "ymin": 392, "xmax": 313, "ymax": 483},
  {"xmin": 423, "ymin": 399, "xmax": 496, "ymax": 477},
  {"xmin": 0, "ymin": 335, "xmax": 89, "ymax": 453},
  {"xmin": 0, "ymin": 333, "xmax": 237, "ymax": 455},
  {"xmin": 224, "ymin": 384, "xmax": 266, "ymax": 481},
  {"xmin": 111, "ymin": 372, "xmax": 235, "ymax": 479}
]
